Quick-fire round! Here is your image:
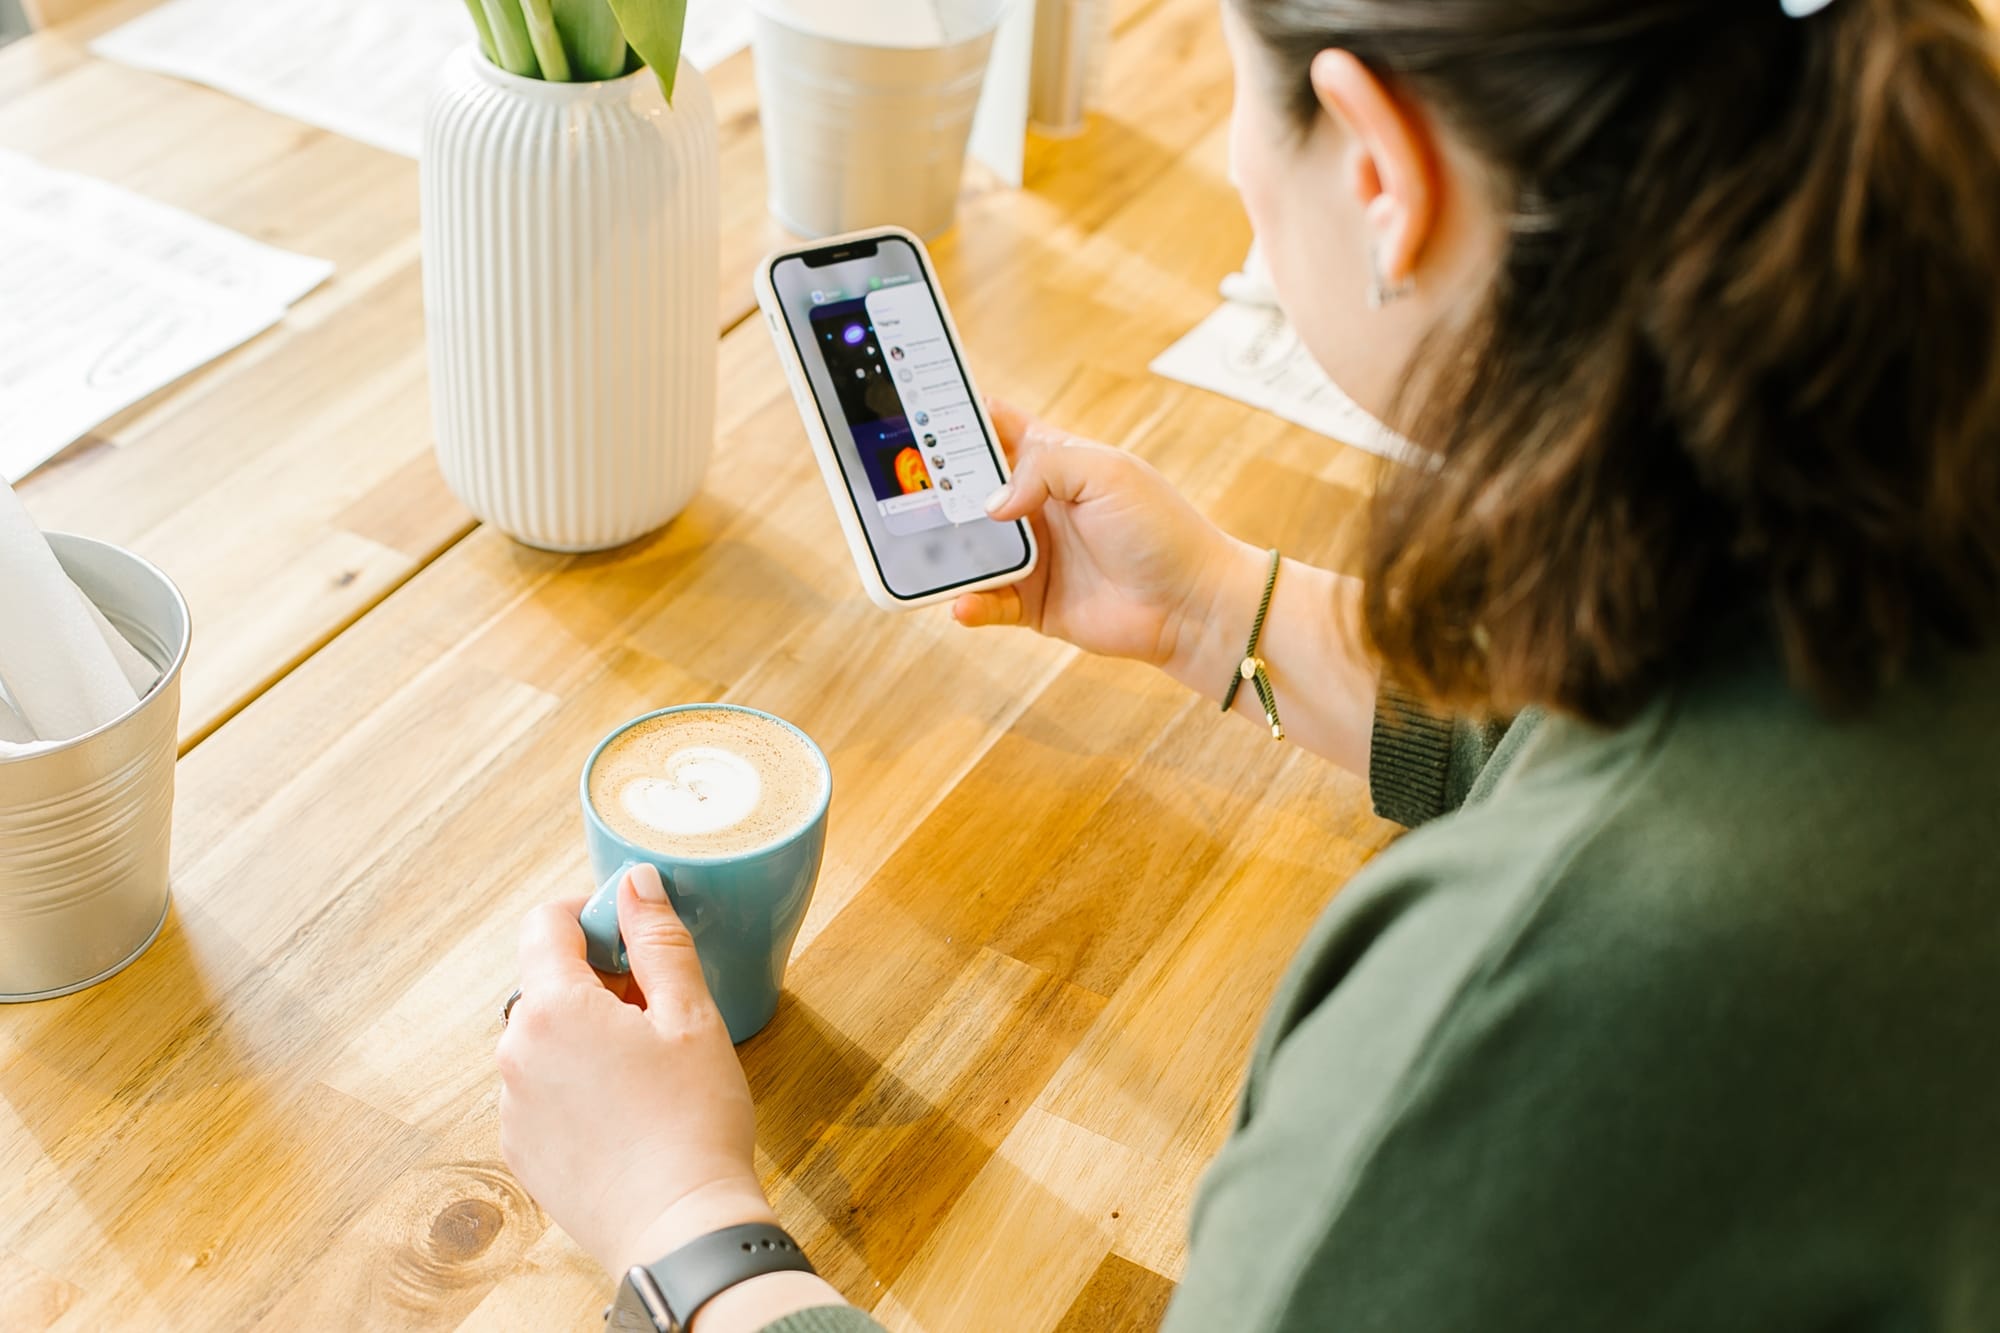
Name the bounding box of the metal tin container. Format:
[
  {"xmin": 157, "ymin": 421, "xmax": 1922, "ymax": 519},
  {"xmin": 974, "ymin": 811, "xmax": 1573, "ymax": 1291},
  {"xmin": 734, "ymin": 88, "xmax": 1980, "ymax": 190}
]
[
  {"xmin": 753, "ymin": 8, "xmax": 999, "ymax": 239},
  {"xmin": 0, "ymin": 534, "xmax": 188, "ymax": 1002}
]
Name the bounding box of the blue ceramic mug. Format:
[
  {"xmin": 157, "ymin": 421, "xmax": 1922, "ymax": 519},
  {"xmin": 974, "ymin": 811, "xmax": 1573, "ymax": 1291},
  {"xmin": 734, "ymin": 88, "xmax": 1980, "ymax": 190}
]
[{"xmin": 576, "ymin": 705, "xmax": 831, "ymax": 1043}]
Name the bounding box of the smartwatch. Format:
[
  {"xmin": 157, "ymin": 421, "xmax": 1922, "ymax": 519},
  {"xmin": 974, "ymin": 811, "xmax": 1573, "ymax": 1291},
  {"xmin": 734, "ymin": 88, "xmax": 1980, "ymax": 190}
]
[{"xmin": 604, "ymin": 1223, "xmax": 817, "ymax": 1333}]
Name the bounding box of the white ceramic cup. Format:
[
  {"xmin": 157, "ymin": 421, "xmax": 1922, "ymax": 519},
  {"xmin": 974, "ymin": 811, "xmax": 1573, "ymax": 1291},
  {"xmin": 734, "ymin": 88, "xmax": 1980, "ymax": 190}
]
[{"xmin": 753, "ymin": 0, "xmax": 1006, "ymax": 239}]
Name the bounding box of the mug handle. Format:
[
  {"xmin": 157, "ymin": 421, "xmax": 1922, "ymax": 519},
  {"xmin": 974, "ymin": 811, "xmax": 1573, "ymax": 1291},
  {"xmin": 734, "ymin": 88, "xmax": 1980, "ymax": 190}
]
[{"xmin": 578, "ymin": 860, "xmax": 648, "ymax": 975}]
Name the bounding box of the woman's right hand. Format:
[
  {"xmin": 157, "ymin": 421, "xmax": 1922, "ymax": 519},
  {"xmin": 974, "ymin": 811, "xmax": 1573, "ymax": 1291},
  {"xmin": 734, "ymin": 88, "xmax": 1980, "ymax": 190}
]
[{"xmin": 954, "ymin": 402, "xmax": 1254, "ymax": 672}]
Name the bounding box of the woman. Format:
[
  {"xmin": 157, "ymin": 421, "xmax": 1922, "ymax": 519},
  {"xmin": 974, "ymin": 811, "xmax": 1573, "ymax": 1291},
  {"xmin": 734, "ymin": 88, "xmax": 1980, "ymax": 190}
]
[{"xmin": 497, "ymin": 0, "xmax": 2000, "ymax": 1327}]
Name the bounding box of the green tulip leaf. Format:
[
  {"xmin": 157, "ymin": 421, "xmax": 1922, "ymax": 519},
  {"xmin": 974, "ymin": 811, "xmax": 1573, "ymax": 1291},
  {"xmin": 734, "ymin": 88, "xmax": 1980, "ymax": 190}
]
[{"xmin": 601, "ymin": 0, "xmax": 688, "ymax": 101}]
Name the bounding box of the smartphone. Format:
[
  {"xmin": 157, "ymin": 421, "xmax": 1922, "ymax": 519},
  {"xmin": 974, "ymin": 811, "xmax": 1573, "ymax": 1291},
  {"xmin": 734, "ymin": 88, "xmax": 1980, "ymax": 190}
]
[{"xmin": 755, "ymin": 228, "xmax": 1037, "ymax": 611}]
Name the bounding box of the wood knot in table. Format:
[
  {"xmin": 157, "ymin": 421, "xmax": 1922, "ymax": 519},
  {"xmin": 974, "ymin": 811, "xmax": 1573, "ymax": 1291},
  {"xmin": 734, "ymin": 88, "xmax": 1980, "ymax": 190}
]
[
  {"xmin": 389, "ymin": 1160, "xmax": 536, "ymax": 1299},
  {"xmin": 430, "ymin": 1197, "xmax": 504, "ymax": 1262}
]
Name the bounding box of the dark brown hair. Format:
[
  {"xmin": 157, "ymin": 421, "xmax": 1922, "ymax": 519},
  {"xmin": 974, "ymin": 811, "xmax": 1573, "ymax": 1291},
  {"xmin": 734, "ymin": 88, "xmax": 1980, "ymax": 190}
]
[{"xmin": 1239, "ymin": 0, "xmax": 2000, "ymax": 724}]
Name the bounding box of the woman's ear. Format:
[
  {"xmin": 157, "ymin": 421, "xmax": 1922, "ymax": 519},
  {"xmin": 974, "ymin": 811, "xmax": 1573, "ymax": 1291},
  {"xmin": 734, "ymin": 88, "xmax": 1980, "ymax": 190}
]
[{"xmin": 1308, "ymin": 50, "xmax": 1440, "ymax": 286}]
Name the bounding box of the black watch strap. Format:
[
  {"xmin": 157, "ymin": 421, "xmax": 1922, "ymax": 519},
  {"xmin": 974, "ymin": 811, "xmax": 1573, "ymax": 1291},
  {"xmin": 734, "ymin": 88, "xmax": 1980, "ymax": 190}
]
[{"xmin": 607, "ymin": 1223, "xmax": 816, "ymax": 1332}]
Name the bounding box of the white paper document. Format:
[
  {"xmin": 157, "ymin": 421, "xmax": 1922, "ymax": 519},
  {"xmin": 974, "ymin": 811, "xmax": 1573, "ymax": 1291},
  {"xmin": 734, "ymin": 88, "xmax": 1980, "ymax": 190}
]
[
  {"xmin": 0, "ymin": 149, "xmax": 332, "ymax": 483},
  {"xmin": 92, "ymin": 0, "xmax": 756, "ymax": 161},
  {"xmin": 1151, "ymin": 299, "xmax": 1422, "ymax": 465}
]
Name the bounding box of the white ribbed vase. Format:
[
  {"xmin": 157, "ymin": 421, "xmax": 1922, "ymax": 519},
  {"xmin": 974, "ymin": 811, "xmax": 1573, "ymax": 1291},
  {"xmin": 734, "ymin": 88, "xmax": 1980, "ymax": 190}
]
[{"xmin": 421, "ymin": 47, "xmax": 719, "ymax": 552}]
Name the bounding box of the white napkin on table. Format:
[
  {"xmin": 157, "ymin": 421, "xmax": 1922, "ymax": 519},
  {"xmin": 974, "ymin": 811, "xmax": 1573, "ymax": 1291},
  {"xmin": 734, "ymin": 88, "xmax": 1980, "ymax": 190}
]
[
  {"xmin": 1219, "ymin": 239, "xmax": 1282, "ymax": 308},
  {"xmin": 0, "ymin": 480, "xmax": 159, "ymax": 755},
  {"xmin": 0, "ymin": 691, "xmax": 34, "ymax": 745}
]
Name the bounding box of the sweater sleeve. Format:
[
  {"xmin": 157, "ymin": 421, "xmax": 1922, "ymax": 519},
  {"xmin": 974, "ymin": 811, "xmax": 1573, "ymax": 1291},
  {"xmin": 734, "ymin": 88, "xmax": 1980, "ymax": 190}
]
[
  {"xmin": 1367, "ymin": 684, "xmax": 1515, "ymax": 827},
  {"xmin": 760, "ymin": 1306, "xmax": 886, "ymax": 1333}
]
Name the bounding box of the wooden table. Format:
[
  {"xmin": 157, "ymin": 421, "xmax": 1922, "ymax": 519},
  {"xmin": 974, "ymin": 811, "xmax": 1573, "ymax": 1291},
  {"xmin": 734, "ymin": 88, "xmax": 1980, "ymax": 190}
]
[{"xmin": 0, "ymin": 4, "xmax": 1400, "ymax": 1328}]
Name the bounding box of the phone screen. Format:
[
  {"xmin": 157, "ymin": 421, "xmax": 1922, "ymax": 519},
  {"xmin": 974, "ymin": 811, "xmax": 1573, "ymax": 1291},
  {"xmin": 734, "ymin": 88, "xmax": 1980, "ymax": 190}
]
[{"xmin": 768, "ymin": 236, "xmax": 1032, "ymax": 602}]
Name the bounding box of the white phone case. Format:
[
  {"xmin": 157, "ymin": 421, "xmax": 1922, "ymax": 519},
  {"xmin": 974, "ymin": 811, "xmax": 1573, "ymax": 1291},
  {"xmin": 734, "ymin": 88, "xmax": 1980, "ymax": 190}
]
[{"xmin": 753, "ymin": 227, "xmax": 1037, "ymax": 613}]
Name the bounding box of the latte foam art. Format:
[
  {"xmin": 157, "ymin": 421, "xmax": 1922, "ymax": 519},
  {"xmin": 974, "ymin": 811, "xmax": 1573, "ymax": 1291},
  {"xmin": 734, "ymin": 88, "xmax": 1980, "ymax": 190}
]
[{"xmin": 619, "ymin": 745, "xmax": 763, "ymax": 837}]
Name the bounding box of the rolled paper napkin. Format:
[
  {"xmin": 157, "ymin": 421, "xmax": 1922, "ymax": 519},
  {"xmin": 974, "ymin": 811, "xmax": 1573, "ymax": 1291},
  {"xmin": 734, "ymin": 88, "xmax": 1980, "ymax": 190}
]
[
  {"xmin": 83, "ymin": 590, "xmax": 159, "ymax": 695},
  {"xmin": 0, "ymin": 692, "xmax": 33, "ymax": 746},
  {"xmin": 0, "ymin": 480, "xmax": 159, "ymax": 752}
]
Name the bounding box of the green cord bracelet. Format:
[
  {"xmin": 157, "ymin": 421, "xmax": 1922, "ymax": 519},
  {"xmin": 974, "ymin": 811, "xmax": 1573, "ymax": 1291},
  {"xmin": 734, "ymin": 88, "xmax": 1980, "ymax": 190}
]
[{"xmin": 1220, "ymin": 549, "xmax": 1285, "ymax": 740}]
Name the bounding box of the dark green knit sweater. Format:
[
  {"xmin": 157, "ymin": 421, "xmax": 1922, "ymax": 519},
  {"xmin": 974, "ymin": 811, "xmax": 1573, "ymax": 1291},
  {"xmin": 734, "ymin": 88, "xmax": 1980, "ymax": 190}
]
[{"xmin": 768, "ymin": 640, "xmax": 2000, "ymax": 1332}]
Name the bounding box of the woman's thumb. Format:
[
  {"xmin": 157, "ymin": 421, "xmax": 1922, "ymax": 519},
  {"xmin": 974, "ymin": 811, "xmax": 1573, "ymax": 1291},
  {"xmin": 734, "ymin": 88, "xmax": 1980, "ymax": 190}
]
[
  {"xmin": 617, "ymin": 864, "xmax": 710, "ymax": 1012},
  {"xmin": 986, "ymin": 440, "xmax": 1098, "ymax": 521}
]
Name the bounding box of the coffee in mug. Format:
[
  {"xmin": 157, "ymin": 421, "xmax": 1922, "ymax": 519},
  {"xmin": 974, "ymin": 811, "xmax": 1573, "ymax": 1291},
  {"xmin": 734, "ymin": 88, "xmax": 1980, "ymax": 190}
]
[
  {"xmin": 586, "ymin": 708, "xmax": 826, "ymax": 857},
  {"xmin": 577, "ymin": 704, "xmax": 831, "ymax": 1043}
]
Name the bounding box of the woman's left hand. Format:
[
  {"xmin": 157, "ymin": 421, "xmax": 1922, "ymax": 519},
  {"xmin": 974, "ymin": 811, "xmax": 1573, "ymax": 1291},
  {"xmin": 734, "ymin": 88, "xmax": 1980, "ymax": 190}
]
[{"xmin": 497, "ymin": 865, "xmax": 777, "ymax": 1276}]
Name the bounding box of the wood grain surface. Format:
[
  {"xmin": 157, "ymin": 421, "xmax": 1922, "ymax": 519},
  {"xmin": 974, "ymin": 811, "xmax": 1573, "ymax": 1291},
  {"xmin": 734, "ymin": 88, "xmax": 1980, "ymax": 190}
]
[
  {"xmin": 1, "ymin": 2, "xmax": 1404, "ymax": 1329},
  {"xmin": 2, "ymin": 2, "xmax": 789, "ymax": 748}
]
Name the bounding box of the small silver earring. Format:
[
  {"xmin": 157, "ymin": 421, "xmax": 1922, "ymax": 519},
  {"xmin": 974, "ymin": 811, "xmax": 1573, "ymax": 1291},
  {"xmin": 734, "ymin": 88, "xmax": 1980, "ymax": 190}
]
[{"xmin": 1367, "ymin": 246, "xmax": 1415, "ymax": 310}]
